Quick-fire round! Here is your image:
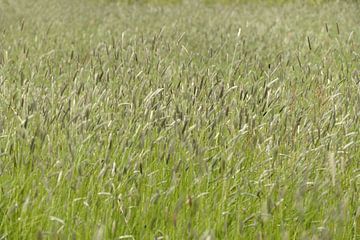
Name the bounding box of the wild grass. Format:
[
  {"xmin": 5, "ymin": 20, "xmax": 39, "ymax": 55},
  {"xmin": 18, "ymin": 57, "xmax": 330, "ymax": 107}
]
[{"xmin": 0, "ymin": 0, "xmax": 359, "ymax": 239}]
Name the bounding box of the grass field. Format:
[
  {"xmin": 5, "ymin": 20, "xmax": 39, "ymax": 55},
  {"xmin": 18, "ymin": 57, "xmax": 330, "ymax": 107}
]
[{"xmin": 0, "ymin": 0, "xmax": 360, "ymax": 239}]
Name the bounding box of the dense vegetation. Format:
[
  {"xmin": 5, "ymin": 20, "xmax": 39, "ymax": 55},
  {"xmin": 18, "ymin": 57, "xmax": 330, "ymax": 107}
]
[{"xmin": 0, "ymin": 0, "xmax": 359, "ymax": 239}]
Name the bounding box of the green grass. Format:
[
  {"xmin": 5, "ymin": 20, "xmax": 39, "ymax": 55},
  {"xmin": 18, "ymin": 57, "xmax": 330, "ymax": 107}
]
[{"xmin": 0, "ymin": 0, "xmax": 360, "ymax": 239}]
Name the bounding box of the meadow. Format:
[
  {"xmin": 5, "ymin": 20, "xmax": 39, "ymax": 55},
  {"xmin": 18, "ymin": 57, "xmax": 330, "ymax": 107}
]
[{"xmin": 0, "ymin": 0, "xmax": 359, "ymax": 239}]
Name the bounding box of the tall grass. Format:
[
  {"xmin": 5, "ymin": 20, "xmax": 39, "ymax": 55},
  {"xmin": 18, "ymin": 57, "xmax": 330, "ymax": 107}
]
[{"xmin": 0, "ymin": 0, "xmax": 359, "ymax": 239}]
